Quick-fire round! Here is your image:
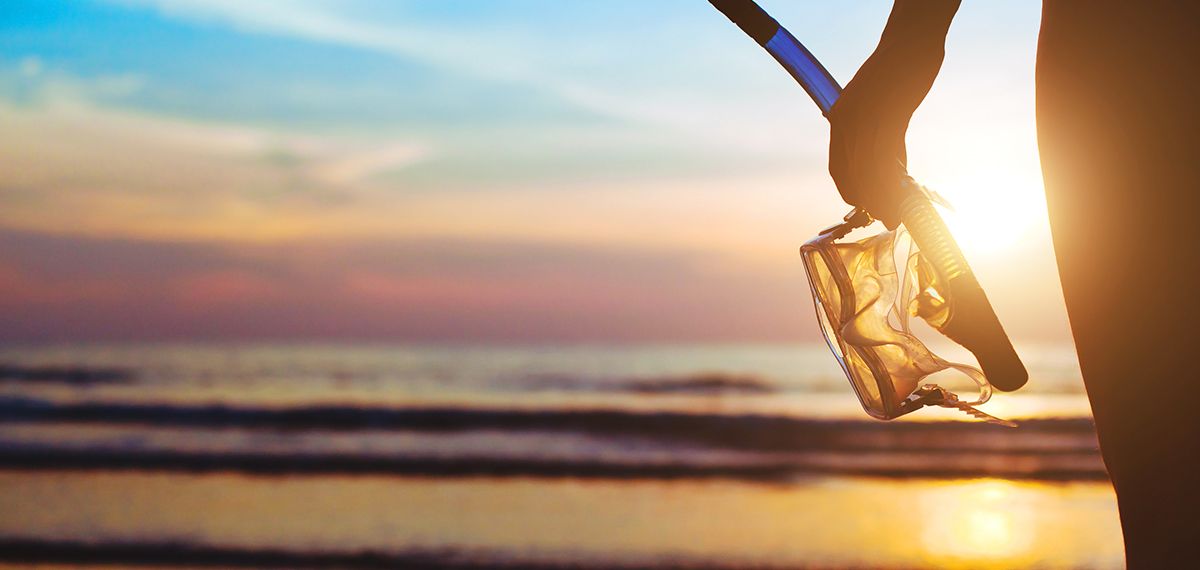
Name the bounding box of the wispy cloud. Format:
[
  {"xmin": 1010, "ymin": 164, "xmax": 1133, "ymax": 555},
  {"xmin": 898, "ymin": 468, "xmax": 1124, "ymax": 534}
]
[
  {"xmin": 309, "ymin": 142, "xmax": 429, "ymax": 186},
  {"xmin": 0, "ymin": 227, "xmax": 813, "ymax": 342},
  {"xmin": 108, "ymin": 0, "xmax": 536, "ymax": 81},
  {"xmin": 0, "ymin": 55, "xmax": 148, "ymax": 108},
  {"xmin": 0, "ymin": 101, "xmax": 433, "ymax": 241},
  {"xmin": 0, "ymin": 64, "xmax": 824, "ymax": 251},
  {"xmin": 100, "ymin": 0, "xmax": 835, "ymax": 151}
]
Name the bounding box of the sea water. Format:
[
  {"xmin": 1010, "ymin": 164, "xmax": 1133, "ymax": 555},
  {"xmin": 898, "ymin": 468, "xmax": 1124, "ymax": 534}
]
[{"xmin": 0, "ymin": 342, "xmax": 1121, "ymax": 568}]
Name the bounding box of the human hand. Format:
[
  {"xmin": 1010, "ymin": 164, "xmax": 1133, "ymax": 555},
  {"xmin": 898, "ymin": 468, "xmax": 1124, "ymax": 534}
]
[
  {"xmin": 827, "ymin": 74, "xmax": 912, "ymax": 229},
  {"xmin": 826, "ymin": 0, "xmax": 959, "ymax": 229}
]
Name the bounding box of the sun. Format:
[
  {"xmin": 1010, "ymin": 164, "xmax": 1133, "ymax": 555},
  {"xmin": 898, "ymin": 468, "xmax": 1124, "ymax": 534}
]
[
  {"xmin": 903, "ymin": 89, "xmax": 1049, "ymax": 259},
  {"xmin": 918, "ymin": 168, "xmax": 1048, "ymax": 258}
]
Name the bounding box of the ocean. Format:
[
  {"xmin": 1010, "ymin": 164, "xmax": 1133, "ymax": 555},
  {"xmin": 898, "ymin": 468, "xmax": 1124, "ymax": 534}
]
[{"xmin": 0, "ymin": 343, "xmax": 1122, "ymax": 569}]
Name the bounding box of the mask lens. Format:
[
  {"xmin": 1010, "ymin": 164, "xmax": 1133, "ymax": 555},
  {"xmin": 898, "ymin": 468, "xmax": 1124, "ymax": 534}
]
[
  {"xmin": 802, "ymin": 226, "xmax": 997, "ymax": 420},
  {"xmin": 802, "ymin": 248, "xmax": 845, "ymax": 360},
  {"xmin": 802, "ymin": 244, "xmax": 888, "ymax": 416}
]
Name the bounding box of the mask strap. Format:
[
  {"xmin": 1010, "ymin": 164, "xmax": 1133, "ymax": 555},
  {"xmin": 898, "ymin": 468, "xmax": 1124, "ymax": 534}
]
[{"xmin": 937, "ymin": 359, "xmax": 991, "ymax": 406}]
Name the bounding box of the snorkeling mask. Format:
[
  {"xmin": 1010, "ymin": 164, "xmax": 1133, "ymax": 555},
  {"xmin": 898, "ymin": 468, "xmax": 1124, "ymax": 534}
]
[
  {"xmin": 711, "ymin": 0, "xmax": 1028, "ymax": 424},
  {"xmin": 801, "ymin": 182, "xmax": 1017, "ymax": 425}
]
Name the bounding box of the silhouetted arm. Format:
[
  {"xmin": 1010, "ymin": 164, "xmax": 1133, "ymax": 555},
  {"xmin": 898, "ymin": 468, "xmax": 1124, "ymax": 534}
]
[{"xmin": 828, "ymin": 0, "xmax": 960, "ymax": 228}]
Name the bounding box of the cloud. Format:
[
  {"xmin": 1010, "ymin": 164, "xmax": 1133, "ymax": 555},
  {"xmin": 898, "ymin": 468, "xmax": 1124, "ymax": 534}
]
[
  {"xmin": 0, "ymin": 93, "xmax": 826, "ymax": 252},
  {"xmin": 309, "ymin": 142, "xmax": 429, "ymax": 186},
  {"xmin": 19, "ymin": 56, "xmax": 43, "ymax": 77},
  {"xmin": 111, "ymin": 0, "xmax": 532, "ymax": 80},
  {"xmin": 98, "ymin": 0, "xmax": 832, "ymax": 152},
  {"xmin": 0, "ymin": 61, "xmax": 147, "ymax": 109},
  {"xmin": 0, "ymin": 223, "xmax": 1071, "ymax": 343},
  {"xmin": 0, "ymin": 102, "xmax": 433, "ymax": 240},
  {"xmin": 0, "ymin": 227, "xmax": 813, "ymax": 342}
]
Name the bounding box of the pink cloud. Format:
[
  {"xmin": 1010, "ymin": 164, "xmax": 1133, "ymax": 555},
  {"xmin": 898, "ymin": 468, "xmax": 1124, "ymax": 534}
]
[{"xmin": 0, "ymin": 229, "xmax": 816, "ymax": 343}]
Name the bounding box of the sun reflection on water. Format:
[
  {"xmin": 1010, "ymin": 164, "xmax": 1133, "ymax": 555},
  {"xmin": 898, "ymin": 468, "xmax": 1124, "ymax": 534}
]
[
  {"xmin": 0, "ymin": 471, "xmax": 1124, "ymax": 568},
  {"xmin": 920, "ymin": 479, "xmax": 1036, "ymax": 566}
]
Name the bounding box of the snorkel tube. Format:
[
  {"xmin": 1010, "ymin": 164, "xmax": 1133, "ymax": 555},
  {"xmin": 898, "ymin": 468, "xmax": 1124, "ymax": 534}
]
[{"xmin": 710, "ymin": 0, "xmax": 1028, "ymax": 391}]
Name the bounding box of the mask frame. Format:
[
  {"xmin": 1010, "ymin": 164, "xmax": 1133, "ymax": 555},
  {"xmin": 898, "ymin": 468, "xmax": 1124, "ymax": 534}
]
[{"xmin": 800, "ymin": 209, "xmax": 1013, "ymax": 425}]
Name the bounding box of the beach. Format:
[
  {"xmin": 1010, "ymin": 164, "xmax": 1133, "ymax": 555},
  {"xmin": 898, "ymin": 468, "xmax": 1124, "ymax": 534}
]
[{"xmin": 0, "ymin": 343, "xmax": 1121, "ymax": 568}]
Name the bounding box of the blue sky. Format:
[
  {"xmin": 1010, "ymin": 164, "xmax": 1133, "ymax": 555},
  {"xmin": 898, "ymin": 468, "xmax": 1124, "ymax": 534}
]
[{"xmin": 0, "ymin": 1, "xmax": 1067, "ymax": 343}]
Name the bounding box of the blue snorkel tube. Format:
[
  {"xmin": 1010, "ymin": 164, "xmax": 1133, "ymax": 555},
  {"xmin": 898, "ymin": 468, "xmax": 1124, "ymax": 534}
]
[
  {"xmin": 709, "ymin": 0, "xmax": 840, "ymax": 115},
  {"xmin": 711, "ymin": 0, "xmax": 1028, "ymax": 392}
]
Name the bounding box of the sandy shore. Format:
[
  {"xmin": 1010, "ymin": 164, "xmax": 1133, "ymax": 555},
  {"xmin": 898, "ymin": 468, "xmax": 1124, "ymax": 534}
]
[{"xmin": 0, "ymin": 470, "xmax": 1122, "ymax": 569}]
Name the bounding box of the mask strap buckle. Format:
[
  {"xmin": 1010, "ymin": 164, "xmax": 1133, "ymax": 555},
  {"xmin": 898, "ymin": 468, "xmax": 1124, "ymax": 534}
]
[
  {"xmin": 817, "ymin": 207, "xmax": 875, "ymax": 240},
  {"xmin": 906, "ymin": 385, "xmax": 1018, "ymax": 428}
]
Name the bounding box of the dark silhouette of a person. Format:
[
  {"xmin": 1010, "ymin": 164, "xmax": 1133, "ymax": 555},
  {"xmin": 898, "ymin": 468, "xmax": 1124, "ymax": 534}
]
[{"xmin": 830, "ymin": 1, "xmax": 1200, "ymax": 566}]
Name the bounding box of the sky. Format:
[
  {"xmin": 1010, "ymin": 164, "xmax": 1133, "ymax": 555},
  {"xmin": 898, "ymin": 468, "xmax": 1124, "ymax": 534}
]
[{"xmin": 0, "ymin": 0, "xmax": 1071, "ymax": 344}]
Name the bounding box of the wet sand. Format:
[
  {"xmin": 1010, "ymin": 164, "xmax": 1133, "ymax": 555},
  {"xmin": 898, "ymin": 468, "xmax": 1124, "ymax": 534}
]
[{"xmin": 0, "ymin": 470, "xmax": 1122, "ymax": 569}]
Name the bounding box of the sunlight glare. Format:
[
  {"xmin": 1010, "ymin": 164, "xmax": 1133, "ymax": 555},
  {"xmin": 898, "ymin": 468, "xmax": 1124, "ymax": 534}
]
[{"xmin": 933, "ymin": 170, "xmax": 1047, "ymax": 258}]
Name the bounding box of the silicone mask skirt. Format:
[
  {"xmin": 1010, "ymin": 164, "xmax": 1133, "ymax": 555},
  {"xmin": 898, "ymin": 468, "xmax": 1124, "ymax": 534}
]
[{"xmin": 801, "ymin": 227, "xmax": 992, "ymax": 420}]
